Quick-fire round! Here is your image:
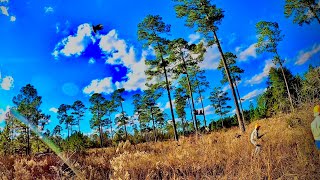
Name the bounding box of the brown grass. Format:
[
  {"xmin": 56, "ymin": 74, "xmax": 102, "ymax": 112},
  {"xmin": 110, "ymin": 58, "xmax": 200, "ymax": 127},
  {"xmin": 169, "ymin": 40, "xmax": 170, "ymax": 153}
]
[{"xmin": 1, "ymin": 106, "xmax": 319, "ymax": 180}]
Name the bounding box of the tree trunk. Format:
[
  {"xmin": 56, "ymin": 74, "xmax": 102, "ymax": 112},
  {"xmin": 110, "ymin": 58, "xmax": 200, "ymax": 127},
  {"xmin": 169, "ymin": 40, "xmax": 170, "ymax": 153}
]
[
  {"xmin": 67, "ymin": 123, "xmax": 70, "ymax": 138},
  {"xmin": 181, "ymin": 118, "xmax": 186, "ymax": 136},
  {"xmin": 109, "ymin": 115, "xmax": 113, "ymax": 139},
  {"xmin": 197, "ymin": 82, "xmax": 206, "ymax": 128},
  {"xmin": 234, "ymin": 80, "xmax": 245, "ymax": 124},
  {"xmin": 181, "ymin": 54, "xmax": 198, "ymax": 133},
  {"xmin": 213, "ymin": 31, "xmax": 245, "ymax": 132},
  {"xmin": 99, "ymin": 125, "xmax": 103, "ymax": 148},
  {"xmin": 279, "ymin": 61, "xmax": 294, "ymax": 112},
  {"xmin": 187, "ymin": 97, "xmax": 195, "ymax": 131},
  {"xmin": 98, "ymin": 107, "xmax": 103, "ymax": 148},
  {"xmin": 27, "ymin": 127, "xmax": 30, "ymax": 155},
  {"xmin": 157, "ymin": 43, "xmax": 178, "ymax": 141},
  {"xmin": 78, "ymin": 120, "xmax": 80, "ymax": 133},
  {"xmin": 120, "ymin": 101, "xmax": 128, "ymax": 140},
  {"xmin": 151, "ymin": 108, "xmax": 157, "ymax": 142}
]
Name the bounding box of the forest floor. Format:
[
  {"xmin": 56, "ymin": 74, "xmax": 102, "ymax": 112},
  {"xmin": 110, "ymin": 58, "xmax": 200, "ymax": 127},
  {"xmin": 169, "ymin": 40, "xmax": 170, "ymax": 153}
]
[{"xmin": 1, "ymin": 105, "xmax": 320, "ymax": 180}]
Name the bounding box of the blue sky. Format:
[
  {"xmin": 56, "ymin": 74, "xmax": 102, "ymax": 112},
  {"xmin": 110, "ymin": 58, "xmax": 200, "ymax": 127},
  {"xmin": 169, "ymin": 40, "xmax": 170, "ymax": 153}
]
[{"xmin": 0, "ymin": 0, "xmax": 319, "ymax": 136}]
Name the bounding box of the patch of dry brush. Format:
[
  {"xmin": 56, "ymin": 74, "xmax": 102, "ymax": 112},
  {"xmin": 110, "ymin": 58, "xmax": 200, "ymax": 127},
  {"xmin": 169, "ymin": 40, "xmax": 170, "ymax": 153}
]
[{"xmin": 1, "ymin": 106, "xmax": 319, "ymax": 179}]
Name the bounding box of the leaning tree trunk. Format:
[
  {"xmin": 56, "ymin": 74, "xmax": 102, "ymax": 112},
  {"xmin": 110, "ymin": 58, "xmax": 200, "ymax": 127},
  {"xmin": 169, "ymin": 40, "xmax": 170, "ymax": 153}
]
[
  {"xmin": 181, "ymin": 53, "xmax": 198, "ymax": 133},
  {"xmin": 234, "ymin": 80, "xmax": 246, "ymax": 124},
  {"xmin": 157, "ymin": 43, "xmax": 178, "ymax": 141},
  {"xmin": 213, "ymin": 31, "xmax": 245, "ymax": 132},
  {"xmin": 279, "ymin": 61, "xmax": 294, "ymax": 112}
]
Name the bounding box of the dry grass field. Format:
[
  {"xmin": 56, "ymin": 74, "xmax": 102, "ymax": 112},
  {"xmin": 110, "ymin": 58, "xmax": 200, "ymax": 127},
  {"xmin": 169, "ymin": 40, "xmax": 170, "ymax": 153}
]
[{"xmin": 1, "ymin": 106, "xmax": 319, "ymax": 180}]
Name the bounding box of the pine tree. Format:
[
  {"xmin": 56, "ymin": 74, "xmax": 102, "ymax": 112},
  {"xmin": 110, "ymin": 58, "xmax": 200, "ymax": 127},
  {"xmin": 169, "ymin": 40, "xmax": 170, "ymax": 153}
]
[
  {"xmin": 217, "ymin": 52, "xmax": 245, "ymax": 124},
  {"xmin": 284, "ymin": 0, "xmax": 320, "ymax": 25},
  {"xmin": 255, "ymin": 21, "xmax": 294, "ymax": 112},
  {"xmin": 174, "ymin": 0, "xmax": 245, "ymax": 132},
  {"xmin": 209, "ymin": 87, "xmax": 232, "ymax": 128},
  {"xmin": 138, "ymin": 15, "xmax": 179, "ymax": 140}
]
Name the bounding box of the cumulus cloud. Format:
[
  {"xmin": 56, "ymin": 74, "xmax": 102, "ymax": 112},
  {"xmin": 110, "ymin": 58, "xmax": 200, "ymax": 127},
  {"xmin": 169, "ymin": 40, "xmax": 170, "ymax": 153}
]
[
  {"xmin": 83, "ymin": 77, "xmax": 116, "ymax": 95},
  {"xmin": 1, "ymin": 1, "xmax": 15, "ymax": 22},
  {"xmin": 199, "ymin": 45, "xmax": 220, "ymax": 70},
  {"xmin": 241, "ymin": 88, "xmax": 267, "ymax": 102},
  {"xmin": 1, "ymin": 76, "xmax": 14, "ymax": 90},
  {"xmin": 295, "ymin": 44, "xmax": 320, "ymax": 65},
  {"xmin": 10, "ymin": 15, "xmax": 15, "ymax": 21},
  {"xmin": 245, "ymin": 60, "xmax": 275, "ymax": 85},
  {"xmin": 49, "ymin": 107, "xmax": 58, "ymax": 113},
  {"xmin": 52, "ymin": 23, "xmax": 95, "ymax": 59},
  {"xmin": 238, "ymin": 43, "xmax": 257, "ymax": 61},
  {"xmin": 0, "ymin": 6, "xmax": 9, "ymax": 16},
  {"xmin": 99, "ymin": 29, "xmax": 136, "ymax": 67}
]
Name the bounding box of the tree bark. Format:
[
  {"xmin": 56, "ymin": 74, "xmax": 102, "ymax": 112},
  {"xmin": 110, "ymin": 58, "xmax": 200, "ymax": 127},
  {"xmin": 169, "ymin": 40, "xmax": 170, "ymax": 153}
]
[
  {"xmin": 150, "ymin": 108, "xmax": 157, "ymax": 142},
  {"xmin": 279, "ymin": 61, "xmax": 294, "ymax": 112},
  {"xmin": 120, "ymin": 101, "xmax": 128, "ymax": 140},
  {"xmin": 157, "ymin": 43, "xmax": 178, "ymax": 141},
  {"xmin": 213, "ymin": 31, "xmax": 245, "ymax": 132},
  {"xmin": 234, "ymin": 80, "xmax": 245, "ymax": 124},
  {"xmin": 180, "ymin": 53, "xmax": 198, "ymax": 133},
  {"xmin": 196, "ymin": 79, "xmax": 206, "ymax": 128}
]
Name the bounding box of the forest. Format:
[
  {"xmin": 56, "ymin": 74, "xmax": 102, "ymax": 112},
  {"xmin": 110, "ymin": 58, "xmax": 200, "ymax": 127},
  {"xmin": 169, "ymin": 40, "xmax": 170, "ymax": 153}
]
[{"xmin": 0, "ymin": 0, "xmax": 319, "ymax": 179}]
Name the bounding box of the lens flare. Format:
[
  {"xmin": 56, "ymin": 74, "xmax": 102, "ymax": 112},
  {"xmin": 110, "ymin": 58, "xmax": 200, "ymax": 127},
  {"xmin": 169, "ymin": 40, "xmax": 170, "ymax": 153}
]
[{"xmin": 9, "ymin": 109, "xmax": 83, "ymax": 179}]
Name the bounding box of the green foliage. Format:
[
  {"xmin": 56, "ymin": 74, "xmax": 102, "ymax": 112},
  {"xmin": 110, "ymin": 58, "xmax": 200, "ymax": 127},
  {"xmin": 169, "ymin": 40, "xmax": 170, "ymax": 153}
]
[
  {"xmin": 255, "ymin": 21, "xmax": 284, "ymax": 65},
  {"xmin": 209, "ymin": 87, "xmax": 231, "ymax": 127},
  {"xmin": 284, "ymin": 0, "xmax": 320, "ymax": 26},
  {"xmin": 71, "ymin": 100, "xmax": 86, "ymax": 132},
  {"xmin": 217, "ymin": 52, "xmax": 244, "ymax": 84},
  {"xmin": 63, "ymin": 132, "xmax": 89, "ymax": 152},
  {"xmin": 57, "ymin": 104, "xmax": 74, "ymax": 138},
  {"xmin": 174, "ymin": 0, "xmax": 224, "ymax": 42}
]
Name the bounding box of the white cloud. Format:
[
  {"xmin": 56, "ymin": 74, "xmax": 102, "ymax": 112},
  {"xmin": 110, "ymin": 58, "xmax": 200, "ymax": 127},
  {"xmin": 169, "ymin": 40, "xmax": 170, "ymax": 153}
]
[
  {"xmin": 295, "ymin": 44, "xmax": 320, "ymax": 65},
  {"xmin": 188, "ymin": 32, "xmax": 201, "ymax": 44},
  {"xmin": 0, "ymin": 106, "xmax": 10, "ymax": 123},
  {"xmin": 99, "ymin": 29, "xmax": 136, "ymax": 67},
  {"xmin": 88, "ymin": 57, "xmax": 95, "ymax": 64},
  {"xmin": 245, "ymin": 60, "xmax": 275, "ymax": 85},
  {"xmin": 44, "ymin": 6, "xmax": 54, "ymax": 14},
  {"xmin": 10, "ymin": 15, "xmax": 15, "ymax": 22},
  {"xmin": 52, "ymin": 23, "xmax": 95, "ymax": 59},
  {"xmin": 199, "ymin": 45, "xmax": 220, "ymax": 70},
  {"xmin": 83, "ymin": 77, "xmax": 116, "ymax": 95},
  {"xmin": 0, "ymin": 6, "xmax": 9, "ymax": 16},
  {"xmin": 1, "ymin": 76, "xmax": 14, "ymax": 90},
  {"xmin": 238, "ymin": 43, "xmax": 257, "ymax": 61},
  {"xmin": 204, "ymin": 105, "xmax": 214, "ymax": 115},
  {"xmin": 98, "ymin": 30, "xmax": 152, "ymax": 92},
  {"xmin": 241, "ymin": 88, "xmax": 267, "ymax": 102},
  {"xmin": 49, "ymin": 107, "xmax": 58, "ymax": 113}
]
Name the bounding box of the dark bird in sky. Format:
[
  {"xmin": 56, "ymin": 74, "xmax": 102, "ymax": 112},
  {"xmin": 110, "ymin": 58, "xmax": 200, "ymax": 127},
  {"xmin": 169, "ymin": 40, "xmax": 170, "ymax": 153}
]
[{"xmin": 92, "ymin": 24, "xmax": 103, "ymax": 33}]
